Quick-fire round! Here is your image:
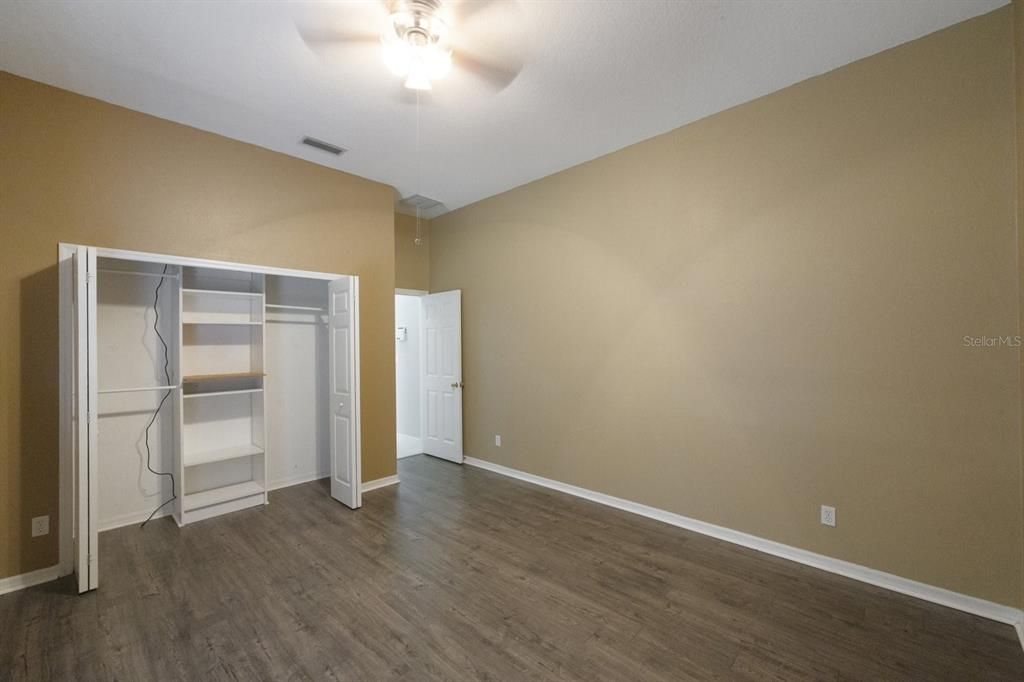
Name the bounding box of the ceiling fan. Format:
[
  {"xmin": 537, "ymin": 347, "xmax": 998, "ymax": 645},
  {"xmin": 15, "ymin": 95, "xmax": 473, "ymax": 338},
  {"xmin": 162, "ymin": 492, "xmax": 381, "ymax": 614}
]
[{"xmin": 298, "ymin": 0, "xmax": 526, "ymax": 92}]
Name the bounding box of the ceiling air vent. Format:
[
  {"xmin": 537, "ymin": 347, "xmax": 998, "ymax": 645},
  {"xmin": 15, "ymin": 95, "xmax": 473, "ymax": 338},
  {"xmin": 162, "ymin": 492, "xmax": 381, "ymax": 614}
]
[
  {"xmin": 301, "ymin": 136, "xmax": 347, "ymax": 156},
  {"xmin": 400, "ymin": 194, "xmax": 444, "ymax": 212}
]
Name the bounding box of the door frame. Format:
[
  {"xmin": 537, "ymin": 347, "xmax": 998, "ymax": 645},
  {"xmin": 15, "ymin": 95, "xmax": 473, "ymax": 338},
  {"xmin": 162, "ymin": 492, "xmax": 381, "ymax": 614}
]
[
  {"xmin": 394, "ymin": 288, "xmax": 428, "ymax": 458},
  {"xmin": 58, "ymin": 243, "xmax": 362, "ymax": 580}
]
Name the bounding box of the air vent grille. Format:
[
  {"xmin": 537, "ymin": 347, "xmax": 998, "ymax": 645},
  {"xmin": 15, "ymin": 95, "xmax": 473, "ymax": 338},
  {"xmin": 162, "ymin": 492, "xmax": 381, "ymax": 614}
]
[
  {"xmin": 400, "ymin": 194, "xmax": 443, "ymax": 211},
  {"xmin": 301, "ymin": 136, "xmax": 347, "ymax": 156}
]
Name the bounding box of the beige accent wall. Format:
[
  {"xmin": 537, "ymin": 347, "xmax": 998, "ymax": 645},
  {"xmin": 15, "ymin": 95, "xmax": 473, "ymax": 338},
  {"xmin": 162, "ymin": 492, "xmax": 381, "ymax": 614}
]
[
  {"xmin": 431, "ymin": 8, "xmax": 1022, "ymax": 606},
  {"xmin": 395, "ymin": 212, "xmax": 431, "ymax": 291},
  {"xmin": 0, "ymin": 72, "xmax": 397, "ymax": 580}
]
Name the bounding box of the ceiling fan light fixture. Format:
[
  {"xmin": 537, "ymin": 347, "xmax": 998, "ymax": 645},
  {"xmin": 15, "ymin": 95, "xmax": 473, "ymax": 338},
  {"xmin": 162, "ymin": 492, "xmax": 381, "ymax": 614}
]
[
  {"xmin": 380, "ymin": 0, "xmax": 452, "ymax": 89},
  {"xmin": 382, "ymin": 36, "xmax": 412, "ymax": 76},
  {"xmin": 422, "ymin": 43, "xmax": 451, "ymax": 78},
  {"xmin": 404, "ymin": 67, "xmax": 433, "ymax": 91}
]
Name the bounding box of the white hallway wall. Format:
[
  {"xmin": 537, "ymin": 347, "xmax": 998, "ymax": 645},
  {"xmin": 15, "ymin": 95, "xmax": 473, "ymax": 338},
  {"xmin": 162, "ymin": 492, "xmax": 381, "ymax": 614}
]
[{"xmin": 395, "ymin": 294, "xmax": 422, "ymax": 457}]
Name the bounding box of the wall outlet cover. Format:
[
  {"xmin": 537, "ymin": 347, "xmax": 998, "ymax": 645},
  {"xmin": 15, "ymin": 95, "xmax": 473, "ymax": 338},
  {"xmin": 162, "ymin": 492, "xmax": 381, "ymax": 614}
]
[
  {"xmin": 820, "ymin": 505, "xmax": 836, "ymax": 527},
  {"xmin": 31, "ymin": 515, "xmax": 49, "ymax": 537},
  {"xmin": 495, "ymin": 435, "xmax": 501, "ymax": 447}
]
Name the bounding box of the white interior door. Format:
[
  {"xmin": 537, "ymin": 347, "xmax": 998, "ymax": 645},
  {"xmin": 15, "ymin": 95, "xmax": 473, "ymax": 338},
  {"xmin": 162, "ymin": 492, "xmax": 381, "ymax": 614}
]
[
  {"xmin": 72, "ymin": 246, "xmax": 98, "ymax": 592},
  {"xmin": 420, "ymin": 290, "xmax": 463, "ymax": 463},
  {"xmin": 328, "ymin": 276, "xmax": 361, "ymax": 508}
]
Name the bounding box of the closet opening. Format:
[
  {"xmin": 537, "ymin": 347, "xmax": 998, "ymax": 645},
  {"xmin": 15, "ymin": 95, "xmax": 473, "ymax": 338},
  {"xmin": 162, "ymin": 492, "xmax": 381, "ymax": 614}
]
[
  {"xmin": 59, "ymin": 244, "xmax": 361, "ymax": 593},
  {"xmin": 395, "ymin": 290, "xmax": 426, "ymax": 459}
]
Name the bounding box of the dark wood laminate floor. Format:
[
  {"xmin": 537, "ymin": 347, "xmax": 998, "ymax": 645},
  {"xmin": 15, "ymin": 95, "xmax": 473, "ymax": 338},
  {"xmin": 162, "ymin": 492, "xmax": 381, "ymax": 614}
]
[{"xmin": 2, "ymin": 455, "xmax": 1022, "ymax": 681}]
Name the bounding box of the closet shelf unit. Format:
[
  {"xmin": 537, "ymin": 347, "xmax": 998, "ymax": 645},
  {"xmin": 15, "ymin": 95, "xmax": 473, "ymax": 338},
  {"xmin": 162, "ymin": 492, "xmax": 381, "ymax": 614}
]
[{"xmin": 178, "ymin": 270, "xmax": 268, "ymax": 524}]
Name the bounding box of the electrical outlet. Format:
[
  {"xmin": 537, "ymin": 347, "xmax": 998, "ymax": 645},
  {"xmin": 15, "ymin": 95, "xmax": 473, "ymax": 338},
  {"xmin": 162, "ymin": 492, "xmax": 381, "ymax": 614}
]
[
  {"xmin": 495, "ymin": 434, "xmax": 501, "ymax": 447},
  {"xmin": 31, "ymin": 515, "xmax": 49, "ymax": 537},
  {"xmin": 820, "ymin": 505, "xmax": 836, "ymax": 527}
]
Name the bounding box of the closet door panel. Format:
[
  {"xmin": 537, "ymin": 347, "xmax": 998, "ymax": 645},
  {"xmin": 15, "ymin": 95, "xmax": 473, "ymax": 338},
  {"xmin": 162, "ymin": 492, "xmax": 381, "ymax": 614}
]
[
  {"xmin": 328, "ymin": 277, "xmax": 360, "ymax": 509},
  {"xmin": 71, "ymin": 246, "xmax": 98, "ymax": 592}
]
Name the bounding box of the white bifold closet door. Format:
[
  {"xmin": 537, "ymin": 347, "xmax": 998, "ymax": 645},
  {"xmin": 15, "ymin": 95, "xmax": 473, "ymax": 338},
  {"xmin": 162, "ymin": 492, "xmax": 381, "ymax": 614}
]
[
  {"xmin": 71, "ymin": 245, "xmax": 99, "ymax": 593},
  {"xmin": 328, "ymin": 277, "xmax": 361, "ymax": 508},
  {"xmin": 420, "ymin": 290, "xmax": 463, "ymax": 463}
]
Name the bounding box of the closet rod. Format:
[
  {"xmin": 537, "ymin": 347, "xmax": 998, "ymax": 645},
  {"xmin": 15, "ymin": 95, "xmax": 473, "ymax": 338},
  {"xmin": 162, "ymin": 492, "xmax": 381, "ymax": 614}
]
[
  {"xmin": 97, "ymin": 269, "xmax": 179, "ymax": 280},
  {"xmin": 98, "ymin": 385, "xmax": 177, "ymax": 395}
]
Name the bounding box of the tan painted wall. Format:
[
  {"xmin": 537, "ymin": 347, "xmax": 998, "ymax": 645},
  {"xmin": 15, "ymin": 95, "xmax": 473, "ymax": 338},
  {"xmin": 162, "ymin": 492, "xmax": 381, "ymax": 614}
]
[
  {"xmin": 1015, "ymin": 0, "xmax": 1024, "ymax": 612},
  {"xmin": 431, "ymin": 9, "xmax": 1022, "ymax": 606},
  {"xmin": 0, "ymin": 73, "xmax": 397, "ymax": 580},
  {"xmin": 395, "ymin": 213, "xmax": 430, "ymax": 291}
]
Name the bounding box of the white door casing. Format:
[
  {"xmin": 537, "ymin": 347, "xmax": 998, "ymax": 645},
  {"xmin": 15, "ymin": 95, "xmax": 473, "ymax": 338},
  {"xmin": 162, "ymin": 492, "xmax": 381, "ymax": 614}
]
[
  {"xmin": 328, "ymin": 277, "xmax": 361, "ymax": 508},
  {"xmin": 420, "ymin": 290, "xmax": 463, "ymax": 463}
]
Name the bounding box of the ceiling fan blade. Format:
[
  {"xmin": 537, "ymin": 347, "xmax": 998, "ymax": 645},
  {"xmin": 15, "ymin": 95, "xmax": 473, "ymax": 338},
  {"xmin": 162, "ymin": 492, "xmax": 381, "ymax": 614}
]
[
  {"xmin": 448, "ymin": 0, "xmax": 526, "ymax": 91},
  {"xmin": 453, "ymin": 51, "xmax": 522, "ymax": 91},
  {"xmin": 296, "ymin": 24, "xmax": 379, "ymax": 50},
  {"xmin": 452, "ymin": 0, "xmax": 504, "ymax": 24},
  {"xmin": 294, "ymin": 0, "xmax": 389, "ymax": 55}
]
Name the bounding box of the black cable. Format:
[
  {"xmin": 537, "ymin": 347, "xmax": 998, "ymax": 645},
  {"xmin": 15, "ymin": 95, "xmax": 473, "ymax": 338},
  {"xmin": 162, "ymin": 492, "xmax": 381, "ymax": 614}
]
[{"xmin": 141, "ymin": 265, "xmax": 176, "ymax": 528}]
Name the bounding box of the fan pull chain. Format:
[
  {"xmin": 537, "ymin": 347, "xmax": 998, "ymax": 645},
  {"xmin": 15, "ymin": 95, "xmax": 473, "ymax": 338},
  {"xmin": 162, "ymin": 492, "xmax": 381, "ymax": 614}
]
[{"xmin": 414, "ymin": 89, "xmax": 424, "ymax": 247}]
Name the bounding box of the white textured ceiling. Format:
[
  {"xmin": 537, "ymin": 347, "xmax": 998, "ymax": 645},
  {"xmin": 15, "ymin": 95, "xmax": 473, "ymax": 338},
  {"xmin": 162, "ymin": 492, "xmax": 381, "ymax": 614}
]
[{"xmin": 0, "ymin": 0, "xmax": 1007, "ymax": 216}]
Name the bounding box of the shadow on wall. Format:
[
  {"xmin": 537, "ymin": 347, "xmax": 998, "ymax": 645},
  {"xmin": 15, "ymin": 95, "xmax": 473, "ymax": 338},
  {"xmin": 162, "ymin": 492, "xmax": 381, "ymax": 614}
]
[{"xmin": 18, "ymin": 265, "xmax": 60, "ymax": 573}]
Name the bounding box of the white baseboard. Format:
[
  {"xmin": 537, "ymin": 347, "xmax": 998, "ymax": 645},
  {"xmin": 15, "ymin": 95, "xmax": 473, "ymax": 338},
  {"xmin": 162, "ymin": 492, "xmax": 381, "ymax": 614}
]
[
  {"xmin": 362, "ymin": 474, "xmax": 400, "ymax": 492},
  {"xmin": 0, "ymin": 564, "xmax": 61, "ymax": 596},
  {"xmin": 267, "ymin": 472, "xmax": 401, "ymax": 494},
  {"xmin": 269, "ymin": 471, "xmax": 328, "ymax": 492},
  {"xmin": 464, "ymin": 456, "xmax": 1024, "ymax": 647},
  {"xmin": 98, "ymin": 474, "xmax": 328, "ymax": 530},
  {"xmin": 98, "ymin": 508, "xmax": 172, "ymax": 532},
  {"xmin": 269, "ymin": 474, "xmax": 399, "ymax": 493},
  {"xmin": 95, "ymin": 473, "xmax": 394, "ymax": 533}
]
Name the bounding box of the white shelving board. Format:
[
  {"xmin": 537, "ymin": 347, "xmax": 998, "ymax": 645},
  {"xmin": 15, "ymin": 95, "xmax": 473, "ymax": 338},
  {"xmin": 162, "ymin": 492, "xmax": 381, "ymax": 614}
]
[
  {"xmin": 182, "ymin": 288, "xmax": 262, "ymax": 298},
  {"xmin": 183, "ymin": 388, "xmax": 263, "ymax": 399},
  {"xmin": 183, "ymin": 481, "xmax": 265, "ymax": 512},
  {"xmin": 184, "ymin": 443, "xmax": 264, "ymax": 468},
  {"xmin": 182, "ymin": 287, "xmax": 264, "ymax": 325},
  {"xmin": 182, "ymin": 318, "xmax": 263, "ymax": 326}
]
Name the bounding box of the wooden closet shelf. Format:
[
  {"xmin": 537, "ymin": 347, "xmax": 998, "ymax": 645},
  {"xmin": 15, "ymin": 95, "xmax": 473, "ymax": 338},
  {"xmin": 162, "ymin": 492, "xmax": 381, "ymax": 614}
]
[{"xmin": 182, "ymin": 371, "xmax": 265, "ymax": 382}]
